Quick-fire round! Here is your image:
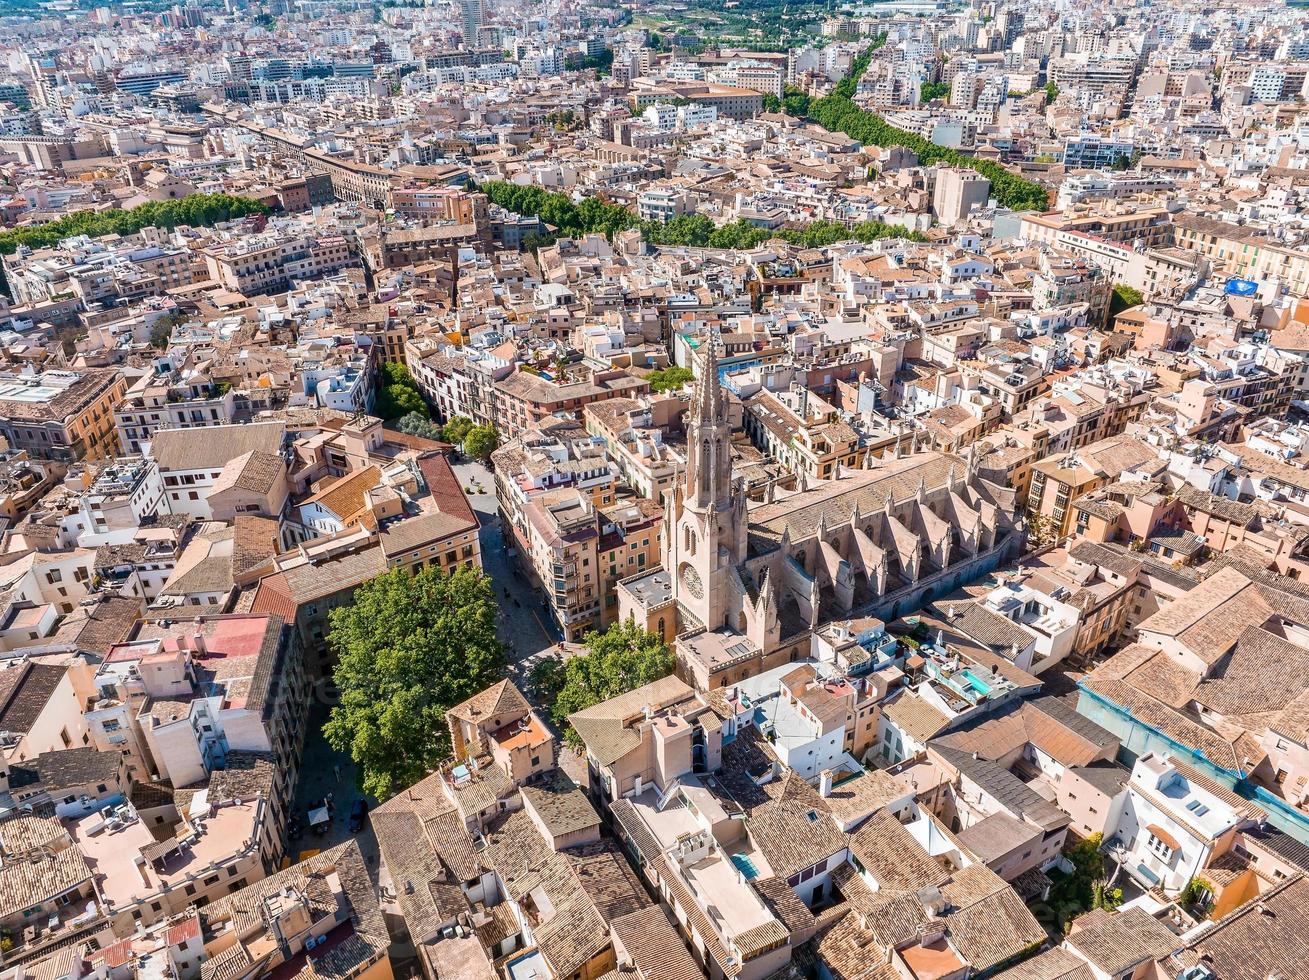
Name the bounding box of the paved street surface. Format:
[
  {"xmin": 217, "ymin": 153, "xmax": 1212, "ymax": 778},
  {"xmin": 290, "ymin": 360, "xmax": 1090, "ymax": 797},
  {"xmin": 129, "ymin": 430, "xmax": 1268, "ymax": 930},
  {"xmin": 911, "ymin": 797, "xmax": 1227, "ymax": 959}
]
[
  {"xmin": 452, "ymin": 460, "xmax": 559, "ymax": 676},
  {"xmin": 289, "ymin": 458, "xmax": 590, "ymax": 844},
  {"xmin": 452, "ymin": 460, "xmax": 590, "ymax": 786},
  {"xmin": 288, "ymin": 698, "xmax": 380, "ymax": 866}
]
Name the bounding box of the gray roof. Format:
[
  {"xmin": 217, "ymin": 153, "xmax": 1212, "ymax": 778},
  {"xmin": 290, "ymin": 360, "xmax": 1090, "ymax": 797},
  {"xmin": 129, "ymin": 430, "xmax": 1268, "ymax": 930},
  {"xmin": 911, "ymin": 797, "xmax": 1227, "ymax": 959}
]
[
  {"xmin": 933, "ymin": 744, "xmax": 1070, "ymax": 833},
  {"xmin": 148, "ymin": 422, "xmax": 285, "ymax": 472}
]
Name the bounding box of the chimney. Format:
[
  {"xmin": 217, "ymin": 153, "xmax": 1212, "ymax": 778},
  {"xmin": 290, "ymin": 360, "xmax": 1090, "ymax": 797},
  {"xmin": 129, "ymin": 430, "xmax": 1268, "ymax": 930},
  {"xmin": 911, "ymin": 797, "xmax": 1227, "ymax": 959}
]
[{"xmin": 819, "ymin": 769, "xmax": 833, "ymax": 798}]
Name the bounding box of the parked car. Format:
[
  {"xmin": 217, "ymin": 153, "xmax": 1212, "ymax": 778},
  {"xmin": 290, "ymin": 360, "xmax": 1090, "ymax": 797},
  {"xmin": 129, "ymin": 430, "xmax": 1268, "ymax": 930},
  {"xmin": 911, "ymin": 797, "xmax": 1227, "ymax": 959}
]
[{"xmin": 349, "ymin": 798, "xmax": 369, "ymax": 833}]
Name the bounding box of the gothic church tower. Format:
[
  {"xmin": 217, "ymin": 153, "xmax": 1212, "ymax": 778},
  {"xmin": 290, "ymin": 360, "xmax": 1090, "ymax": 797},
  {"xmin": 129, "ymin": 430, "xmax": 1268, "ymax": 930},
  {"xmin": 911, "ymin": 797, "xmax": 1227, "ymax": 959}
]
[{"xmin": 665, "ymin": 340, "xmax": 748, "ymax": 632}]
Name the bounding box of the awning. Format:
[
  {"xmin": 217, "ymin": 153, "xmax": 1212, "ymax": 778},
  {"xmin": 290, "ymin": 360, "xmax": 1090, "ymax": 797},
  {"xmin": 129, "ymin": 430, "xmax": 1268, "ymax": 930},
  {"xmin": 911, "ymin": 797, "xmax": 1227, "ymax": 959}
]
[
  {"xmin": 308, "ymin": 806, "xmax": 330, "ymax": 826},
  {"xmin": 1145, "ymin": 823, "xmax": 1180, "ymax": 851}
]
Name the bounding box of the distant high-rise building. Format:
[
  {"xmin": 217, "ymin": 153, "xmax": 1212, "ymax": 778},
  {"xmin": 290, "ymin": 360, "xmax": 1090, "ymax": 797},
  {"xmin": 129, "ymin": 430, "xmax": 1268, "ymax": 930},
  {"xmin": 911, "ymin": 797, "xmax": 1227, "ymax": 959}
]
[
  {"xmin": 461, "ymin": 0, "xmax": 483, "ymax": 47},
  {"xmin": 933, "ymin": 167, "xmax": 990, "ymax": 224}
]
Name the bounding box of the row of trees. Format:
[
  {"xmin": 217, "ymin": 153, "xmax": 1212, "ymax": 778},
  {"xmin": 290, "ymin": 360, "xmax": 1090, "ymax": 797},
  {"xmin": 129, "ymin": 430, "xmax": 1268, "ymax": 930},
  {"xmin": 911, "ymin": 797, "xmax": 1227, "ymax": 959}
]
[
  {"xmin": 393, "ymin": 411, "xmax": 499, "ymax": 459},
  {"xmin": 0, "ymin": 193, "xmax": 267, "ymax": 259},
  {"xmin": 0, "ymin": 193, "xmax": 268, "ymax": 297},
  {"xmin": 807, "ymin": 91, "xmax": 1050, "ymax": 211},
  {"xmin": 800, "ymin": 36, "xmax": 1050, "ymax": 213},
  {"xmin": 482, "ymin": 181, "xmax": 923, "ymax": 251}
]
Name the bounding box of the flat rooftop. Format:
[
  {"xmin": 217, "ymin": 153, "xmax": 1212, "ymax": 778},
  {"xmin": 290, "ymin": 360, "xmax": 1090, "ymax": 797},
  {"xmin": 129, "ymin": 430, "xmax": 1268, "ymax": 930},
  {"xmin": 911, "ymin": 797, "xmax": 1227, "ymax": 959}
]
[
  {"xmin": 681, "ymin": 629, "xmax": 758, "ymax": 670},
  {"xmin": 67, "ymin": 801, "xmax": 261, "ymax": 914},
  {"xmin": 682, "ymin": 853, "xmax": 775, "ymax": 938}
]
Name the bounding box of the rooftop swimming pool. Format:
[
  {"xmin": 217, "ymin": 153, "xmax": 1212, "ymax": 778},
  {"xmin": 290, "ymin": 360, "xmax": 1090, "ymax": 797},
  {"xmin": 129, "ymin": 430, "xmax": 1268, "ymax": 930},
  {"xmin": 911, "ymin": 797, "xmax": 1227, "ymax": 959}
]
[
  {"xmin": 959, "ymin": 668, "xmax": 993, "ymax": 696},
  {"xmin": 730, "ymin": 853, "xmax": 761, "ymax": 880}
]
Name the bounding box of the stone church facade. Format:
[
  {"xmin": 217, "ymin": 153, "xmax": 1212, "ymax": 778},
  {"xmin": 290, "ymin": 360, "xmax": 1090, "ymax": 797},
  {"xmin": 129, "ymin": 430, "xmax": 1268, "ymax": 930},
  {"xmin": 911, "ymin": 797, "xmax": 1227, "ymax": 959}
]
[{"xmin": 618, "ymin": 342, "xmax": 1024, "ymax": 691}]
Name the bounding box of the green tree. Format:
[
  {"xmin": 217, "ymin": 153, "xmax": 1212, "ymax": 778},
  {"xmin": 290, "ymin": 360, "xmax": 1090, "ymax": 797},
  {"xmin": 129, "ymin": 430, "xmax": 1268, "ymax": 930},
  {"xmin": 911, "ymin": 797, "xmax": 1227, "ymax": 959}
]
[
  {"xmin": 479, "ymin": 175, "xmax": 925, "ymax": 251},
  {"xmin": 1044, "ymin": 80, "xmax": 1059, "ymax": 103},
  {"xmin": 555, "ymin": 620, "xmax": 675, "ymax": 749},
  {"xmin": 647, "ymin": 366, "xmax": 695, "ymax": 392},
  {"xmin": 530, "ymin": 653, "xmax": 567, "ymax": 705},
  {"xmin": 374, "ymin": 363, "xmax": 428, "ymax": 420},
  {"xmin": 463, "ymin": 424, "xmax": 500, "ymax": 461},
  {"xmin": 396, "ymin": 412, "xmax": 444, "ymax": 440},
  {"xmin": 919, "ymin": 80, "xmax": 950, "ymax": 102},
  {"xmin": 375, "ymin": 383, "xmax": 425, "ymax": 419},
  {"xmin": 761, "ymin": 92, "xmax": 782, "ymax": 113},
  {"xmin": 782, "ymin": 86, "xmax": 811, "ymax": 116},
  {"xmin": 1110, "ymin": 283, "xmax": 1143, "ymax": 318},
  {"xmin": 445, "ymin": 413, "xmax": 476, "ymax": 442},
  {"xmin": 324, "ymin": 566, "xmax": 503, "ymax": 798},
  {"xmin": 442, "ymin": 415, "xmax": 474, "ymax": 445},
  {"xmin": 149, "ymin": 313, "xmax": 180, "ymax": 349}
]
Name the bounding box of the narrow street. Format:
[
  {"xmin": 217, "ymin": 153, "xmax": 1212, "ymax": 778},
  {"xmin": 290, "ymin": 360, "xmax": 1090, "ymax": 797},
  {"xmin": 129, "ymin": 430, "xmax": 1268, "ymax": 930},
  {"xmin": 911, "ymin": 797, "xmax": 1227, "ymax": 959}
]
[
  {"xmin": 287, "ymin": 458, "xmax": 589, "ymax": 856},
  {"xmin": 451, "ymin": 460, "xmax": 590, "ymax": 785},
  {"xmin": 451, "ymin": 459, "xmax": 559, "ymax": 677}
]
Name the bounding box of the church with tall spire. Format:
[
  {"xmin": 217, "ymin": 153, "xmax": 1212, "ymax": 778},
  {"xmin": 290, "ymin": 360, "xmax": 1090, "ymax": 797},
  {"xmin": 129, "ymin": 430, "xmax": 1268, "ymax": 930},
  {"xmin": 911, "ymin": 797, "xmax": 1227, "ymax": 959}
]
[
  {"xmin": 617, "ymin": 338, "xmax": 1024, "ymax": 692},
  {"xmin": 664, "ymin": 338, "xmax": 748, "ymax": 634}
]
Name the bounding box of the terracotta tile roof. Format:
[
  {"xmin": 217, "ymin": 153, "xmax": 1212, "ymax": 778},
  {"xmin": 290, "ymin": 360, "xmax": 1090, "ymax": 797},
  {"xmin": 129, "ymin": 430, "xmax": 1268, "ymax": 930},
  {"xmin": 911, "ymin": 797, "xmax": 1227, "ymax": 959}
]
[
  {"xmin": 447, "ymin": 678, "xmax": 530, "ymax": 725},
  {"xmin": 520, "ymin": 771, "xmax": 601, "ymax": 840},
  {"xmin": 567, "ymin": 674, "xmax": 695, "ymax": 767},
  {"xmin": 0, "ymin": 662, "xmax": 67, "ymax": 734},
  {"xmin": 247, "ymin": 572, "xmax": 297, "ymax": 620},
  {"xmin": 1161, "ymin": 875, "xmax": 1309, "ymax": 980},
  {"xmin": 991, "ymin": 947, "xmax": 1094, "ymax": 980},
  {"xmin": 609, "ymin": 906, "xmax": 704, "ymax": 980},
  {"xmin": 745, "ymin": 772, "xmax": 848, "ymax": 880},
  {"xmin": 848, "ymin": 811, "xmax": 950, "ymax": 892},
  {"xmin": 1065, "ymin": 907, "xmax": 1178, "ymax": 976},
  {"xmin": 0, "ymin": 814, "xmax": 93, "ymax": 920},
  {"xmin": 302, "ymin": 465, "xmax": 381, "ymax": 526},
  {"xmin": 149, "ymin": 421, "xmax": 285, "ymax": 472},
  {"xmin": 882, "ymin": 691, "xmax": 950, "ymax": 743},
  {"xmin": 212, "ymin": 450, "xmax": 285, "ymax": 495}
]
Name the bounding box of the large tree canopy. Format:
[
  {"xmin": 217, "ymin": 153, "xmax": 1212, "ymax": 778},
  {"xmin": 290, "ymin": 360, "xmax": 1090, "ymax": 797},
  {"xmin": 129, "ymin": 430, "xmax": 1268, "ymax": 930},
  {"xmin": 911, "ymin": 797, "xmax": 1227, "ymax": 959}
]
[
  {"xmin": 549, "ymin": 620, "xmax": 675, "ymax": 749},
  {"xmin": 324, "ymin": 566, "xmax": 503, "ymax": 797}
]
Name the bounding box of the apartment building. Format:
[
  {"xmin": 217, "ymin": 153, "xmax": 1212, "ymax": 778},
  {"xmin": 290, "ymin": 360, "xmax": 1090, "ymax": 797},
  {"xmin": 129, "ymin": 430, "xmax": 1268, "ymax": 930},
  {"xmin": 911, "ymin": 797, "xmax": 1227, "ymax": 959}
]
[
  {"xmin": 629, "ymin": 80, "xmax": 763, "ymax": 119},
  {"xmin": 114, "ymin": 362, "xmax": 239, "ymax": 455},
  {"xmin": 1028, "ymin": 434, "xmax": 1162, "ymax": 540},
  {"xmin": 493, "ymin": 367, "xmax": 651, "ymax": 437},
  {"xmin": 195, "ymin": 841, "xmax": 392, "ymax": 980},
  {"xmin": 93, "ymin": 612, "xmax": 307, "ymax": 864},
  {"xmin": 495, "ymin": 423, "xmax": 662, "ymax": 639},
  {"xmin": 146, "ymin": 422, "xmax": 287, "ymax": 520},
  {"xmin": 743, "ymin": 386, "xmax": 865, "ymax": 482},
  {"xmin": 0, "ymin": 767, "xmax": 280, "ymax": 962},
  {"xmin": 0, "ymin": 369, "xmax": 128, "ymax": 463},
  {"xmin": 583, "ymin": 397, "xmax": 687, "ymax": 501},
  {"xmin": 203, "ymin": 232, "xmax": 354, "ymax": 296},
  {"xmin": 1171, "ymin": 212, "xmax": 1309, "ymax": 298},
  {"xmin": 1111, "ymin": 753, "xmax": 1265, "ymax": 894}
]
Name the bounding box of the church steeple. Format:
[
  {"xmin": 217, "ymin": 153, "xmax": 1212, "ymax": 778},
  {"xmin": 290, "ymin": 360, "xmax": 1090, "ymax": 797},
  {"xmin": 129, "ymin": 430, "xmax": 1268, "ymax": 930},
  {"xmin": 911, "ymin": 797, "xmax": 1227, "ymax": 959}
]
[
  {"xmin": 685, "ymin": 335, "xmax": 732, "ymax": 512},
  {"xmin": 667, "ymin": 332, "xmax": 746, "ymax": 635},
  {"xmin": 690, "ymin": 333, "xmax": 723, "ymax": 427}
]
